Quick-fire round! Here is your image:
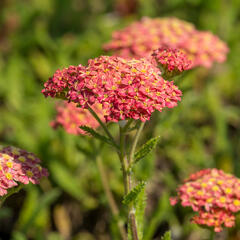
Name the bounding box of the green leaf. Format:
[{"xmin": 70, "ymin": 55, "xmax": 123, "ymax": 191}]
[
  {"xmin": 134, "ymin": 136, "xmax": 160, "ymax": 163},
  {"xmin": 123, "ymin": 182, "xmax": 146, "ymax": 205},
  {"xmin": 80, "ymin": 126, "xmax": 118, "ymax": 148},
  {"xmin": 134, "ymin": 184, "xmax": 147, "ymax": 240},
  {"xmin": 161, "ymin": 231, "xmax": 171, "ymax": 240}
]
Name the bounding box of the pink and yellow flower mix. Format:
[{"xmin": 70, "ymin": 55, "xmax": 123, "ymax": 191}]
[
  {"xmin": 51, "ymin": 102, "xmax": 104, "ymax": 135},
  {"xmin": 152, "ymin": 48, "xmax": 192, "ymax": 79},
  {"xmin": 0, "ymin": 146, "xmax": 48, "ymax": 196},
  {"xmin": 43, "ymin": 55, "xmax": 182, "ymax": 122},
  {"xmin": 104, "ymin": 17, "xmax": 228, "ymax": 68},
  {"xmin": 170, "ymin": 169, "xmax": 240, "ymax": 232}
]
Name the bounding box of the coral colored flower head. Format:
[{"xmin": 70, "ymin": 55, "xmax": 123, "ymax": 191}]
[
  {"xmin": 42, "ymin": 56, "xmax": 182, "ymax": 122},
  {"xmin": 152, "ymin": 48, "xmax": 192, "ymax": 79},
  {"xmin": 0, "ymin": 146, "xmax": 48, "ymax": 196},
  {"xmin": 170, "ymin": 168, "xmax": 240, "ymax": 232},
  {"xmin": 51, "ymin": 101, "xmax": 104, "ymax": 135},
  {"xmin": 103, "ymin": 17, "xmax": 228, "ymax": 68}
]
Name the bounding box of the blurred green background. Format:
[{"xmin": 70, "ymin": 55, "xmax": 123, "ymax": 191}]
[{"xmin": 0, "ymin": 0, "xmax": 240, "ymax": 239}]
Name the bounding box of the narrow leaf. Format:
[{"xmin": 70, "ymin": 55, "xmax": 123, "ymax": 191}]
[
  {"xmin": 134, "ymin": 136, "xmax": 160, "ymax": 163},
  {"xmin": 134, "ymin": 185, "xmax": 147, "ymax": 240},
  {"xmin": 123, "ymin": 182, "xmax": 146, "ymax": 205},
  {"xmin": 80, "ymin": 126, "xmax": 117, "ymax": 148},
  {"xmin": 161, "ymin": 231, "xmax": 171, "ymax": 240}
]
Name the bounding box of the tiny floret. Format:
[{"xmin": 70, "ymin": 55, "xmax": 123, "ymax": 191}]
[
  {"xmin": 0, "ymin": 146, "xmax": 49, "ymax": 196},
  {"xmin": 171, "ymin": 168, "xmax": 240, "ymax": 232}
]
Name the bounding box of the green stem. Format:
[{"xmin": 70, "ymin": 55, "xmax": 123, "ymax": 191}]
[
  {"xmin": 122, "ymin": 119, "xmax": 134, "ymax": 132},
  {"xmin": 119, "ymin": 124, "xmax": 141, "ymax": 240},
  {"xmin": 210, "ymin": 230, "xmax": 215, "ymax": 240},
  {"xmin": 87, "ymin": 106, "xmax": 119, "ymax": 149},
  {"xmin": 129, "ymin": 122, "xmax": 145, "ymax": 166},
  {"xmin": 96, "ymin": 156, "xmax": 127, "ymax": 240},
  {"xmin": 0, "ymin": 184, "xmax": 23, "ymax": 207}
]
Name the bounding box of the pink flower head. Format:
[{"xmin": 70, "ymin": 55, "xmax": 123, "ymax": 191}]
[
  {"xmin": 152, "ymin": 48, "xmax": 192, "ymax": 79},
  {"xmin": 42, "ymin": 56, "xmax": 182, "ymax": 122},
  {"xmin": 171, "ymin": 168, "xmax": 240, "ymax": 232},
  {"xmin": 51, "ymin": 101, "xmax": 104, "ymax": 135},
  {"xmin": 103, "ymin": 17, "xmax": 228, "ymax": 68},
  {"xmin": 0, "ymin": 145, "xmax": 49, "ymax": 196}
]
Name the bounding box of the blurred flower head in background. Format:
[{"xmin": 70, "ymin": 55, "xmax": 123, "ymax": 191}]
[
  {"xmin": 51, "ymin": 102, "xmax": 104, "ymax": 135},
  {"xmin": 171, "ymin": 168, "xmax": 240, "ymax": 232},
  {"xmin": 103, "ymin": 17, "xmax": 228, "ymax": 68},
  {"xmin": 0, "ymin": 146, "xmax": 48, "ymax": 196},
  {"xmin": 43, "ymin": 56, "xmax": 182, "ymax": 122}
]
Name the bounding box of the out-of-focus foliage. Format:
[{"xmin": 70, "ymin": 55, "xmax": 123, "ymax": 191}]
[{"xmin": 0, "ymin": 0, "xmax": 240, "ymax": 239}]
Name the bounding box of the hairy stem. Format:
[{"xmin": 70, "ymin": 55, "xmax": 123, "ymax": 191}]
[{"xmin": 96, "ymin": 156, "xmax": 127, "ymax": 240}]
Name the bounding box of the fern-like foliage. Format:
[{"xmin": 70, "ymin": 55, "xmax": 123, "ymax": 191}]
[
  {"xmin": 122, "ymin": 181, "xmax": 146, "ymax": 205},
  {"xmin": 134, "ymin": 183, "xmax": 147, "ymax": 240},
  {"xmin": 134, "ymin": 136, "xmax": 160, "ymax": 164}
]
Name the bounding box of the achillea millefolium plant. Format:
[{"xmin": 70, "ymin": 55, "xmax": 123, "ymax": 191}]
[{"xmin": 40, "ymin": 16, "xmax": 234, "ymax": 240}]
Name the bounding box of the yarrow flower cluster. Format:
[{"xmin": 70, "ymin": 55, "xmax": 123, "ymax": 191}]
[
  {"xmin": 152, "ymin": 48, "xmax": 192, "ymax": 79},
  {"xmin": 51, "ymin": 102, "xmax": 104, "ymax": 135},
  {"xmin": 0, "ymin": 146, "xmax": 48, "ymax": 196},
  {"xmin": 170, "ymin": 168, "xmax": 240, "ymax": 232},
  {"xmin": 42, "ymin": 56, "xmax": 182, "ymax": 122},
  {"xmin": 103, "ymin": 17, "xmax": 228, "ymax": 68}
]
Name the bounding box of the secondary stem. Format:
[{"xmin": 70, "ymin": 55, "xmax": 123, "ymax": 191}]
[
  {"xmin": 96, "ymin": 156, "xmax": 127, "ymax": 240},
  {"xmin": 88, "ymin": 106, "xmax": 118, "ymax": 149},
  {"xmin": 129, "ymin": 122, "xmax": 145, "ymax": 166},
  {"xmin": 210, "ymin": 231, "xmax": 215, "ymax": 240}
]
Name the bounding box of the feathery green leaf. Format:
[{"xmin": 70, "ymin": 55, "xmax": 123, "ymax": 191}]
[
  {"xmin": 134, "ymin": 136, "xmax": 160, "ymax": 163},
  {"xmin": 122, "ymin": 182, "xmax": 146, "ymax": 205}
]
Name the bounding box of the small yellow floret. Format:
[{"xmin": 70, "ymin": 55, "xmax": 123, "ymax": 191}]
[
  {"xmin": 5, "ymin": 172, "xmax": 13, "ymax": 180},
  {"xmin": 18, "ymin": 156, "xmax": 26, "ymax": 162},
  {"xmin": 6, "ymin": 161, "xmax": 13, "ymax": 168},
  {"xmin": 212, "ymin": 185, "xmax": 219, "ymax": 191},
  {"xmin": 225, "ymin": 188, "xmax": 232, "ymax": 194},
  {"xmin": 233, "ymin": 200, "xmax": 240, "ymax": 206},
  {"xmin": 219, "ymin": 197, "xmax": 226, "ymax": 203},
  {"xmin": 26, "ymin": 170, "xmax": 33, "ymax": 178}
]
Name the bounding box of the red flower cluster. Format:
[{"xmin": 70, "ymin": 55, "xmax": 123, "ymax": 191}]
[
  {"xmin": 170, "ymin": 168, "xmax": 240, "ymax": 232},
  {"xmin": 103, "ymin": 17, "xmax": 228, "ymax": 68},
  {"xmin": 152, "ymin": 48, "xmax": 192, "ymax": 79},
  {"xmin": 42, "ymin": 56, "xmax": 182, "ymax": 122},
  {"xmin": 0, "ymin": 146, "xmax": 48, "ymax": 196},
  {"xmin": 51, "ymin": 102, "xmax": 104, "ymax": 135}
]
